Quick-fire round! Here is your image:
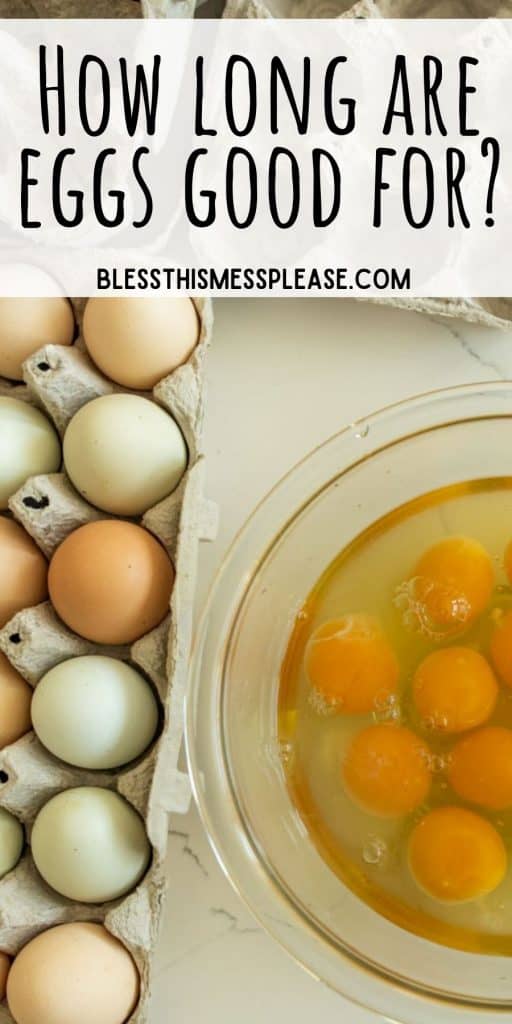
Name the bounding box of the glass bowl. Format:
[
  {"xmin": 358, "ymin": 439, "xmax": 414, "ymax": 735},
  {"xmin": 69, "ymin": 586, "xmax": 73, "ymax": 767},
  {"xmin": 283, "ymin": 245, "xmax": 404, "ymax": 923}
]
[{"xmin": 186, "ymin": 382, "xmax": 512, "ymax": 1024}]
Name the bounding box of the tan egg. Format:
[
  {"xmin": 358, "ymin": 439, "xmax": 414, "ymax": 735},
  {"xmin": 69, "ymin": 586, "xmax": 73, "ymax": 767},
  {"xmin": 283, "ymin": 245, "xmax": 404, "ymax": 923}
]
[
  {"xmin": 0, "ymin": 517, "xmax": 48, "ymax": 629},
  {"xmin": 83, "ymin": 296, "xmax": 199, "ymax": 389},
  {"xmin": 0, "ymin": 265, "xmax": 74, "ymax": 381},
  {"xmin": 0, "ymin": 952, "xmax": 10, "ymax": 1001},
  {"xmin": 0, "ymin": 652, "xmax": 31, "ymax": 747},
  {"xmin": 48, "ymin": 520, "xmax": 174, "ymax": 645},
  {"xmin": 7, "ymin": 923, "xmax": 139, "ymax": 1024}
]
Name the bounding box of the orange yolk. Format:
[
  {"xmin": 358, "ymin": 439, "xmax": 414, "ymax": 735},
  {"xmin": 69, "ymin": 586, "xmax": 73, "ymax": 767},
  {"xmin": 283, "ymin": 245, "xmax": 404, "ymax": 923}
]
[
  {"xmin": 413, "ymin": 647, "xmax": 498, "ymax": 734},
  {"xmin": 448, "ymin": 726, "xmax": 512, "ymax": 810},
  {"xmin": 408, "ymin": 806, "xmax": 506, "ymax": 903},
  {"xmin": 412, "ymin": 536, "xmax": 494, "ymax": 630},
  {"xmin": 343, "ymin": 723, "xmax": 431, "ymax": 817},
  {"xmin": 305, "ymin": 613, "xmax": 399, "ymax": 714},
  {"xmin": 490, "ymin": 610, "xmax": 512, "ymax": 688}
]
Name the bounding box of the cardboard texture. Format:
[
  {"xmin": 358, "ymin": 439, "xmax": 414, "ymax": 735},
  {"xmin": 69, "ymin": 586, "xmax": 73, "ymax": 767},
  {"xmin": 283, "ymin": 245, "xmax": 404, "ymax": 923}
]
[{"xmin": 0, "ymin": 295, "xmax": 214, "ymax": 1023}]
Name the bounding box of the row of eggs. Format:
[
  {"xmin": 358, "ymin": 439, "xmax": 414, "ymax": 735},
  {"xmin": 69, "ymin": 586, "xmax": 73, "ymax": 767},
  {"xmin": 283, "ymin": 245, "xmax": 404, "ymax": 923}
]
[
  {"xmin": 0, "ymin": 786, "xmax": 150, "ymax": 903},
  {"xmin": 0, "ymin": 392, "xmax": 187, "ymax": 518},
  {"xmin": 0, "ymin": 284, "xmax": 201, "ymax": 1022},
  {"xmin": 0, "ymin": 267, "xmax": 199, "ymax": 388}
]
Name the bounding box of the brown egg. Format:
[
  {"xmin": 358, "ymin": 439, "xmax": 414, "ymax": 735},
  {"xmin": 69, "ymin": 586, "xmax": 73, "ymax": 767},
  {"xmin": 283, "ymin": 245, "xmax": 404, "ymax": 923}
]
[
  {"xmin": 0, "ymin": 952, "xmax": 11, "ymax": 1001},
  {"xmin": 0, "ymin": 653, "xmax": 31, "ymax": 747},
  {"xmin": 48, "ymin": 520, "xmax": 174, "ymax": 645},
  {"xmin": 0, "ymin": 517, "xmax": 48, "ymax": 628},
  {"xmin": 0, "ymin": 266, "xmax": 74, "ymax": 381},
  {"xmin": 83, "ymin": 296, "xmax": 199, "ymax": 389},
  {"xmin": 7, "ymin": 923, "xmax": 139, "ymax": 1024}
]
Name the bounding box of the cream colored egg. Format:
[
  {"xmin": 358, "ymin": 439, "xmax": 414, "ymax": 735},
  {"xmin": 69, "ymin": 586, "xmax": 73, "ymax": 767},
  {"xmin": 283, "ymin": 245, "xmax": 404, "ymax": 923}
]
[
  {"xmin": 0, "ymin": 398, "xmax": 61, "ymax": 509},
  {"xmin": 7, "ymin": 923, "xmax": 139, "ymax": 1024},
  {"xmin": 0, "ymin": 808, "xmax": 24, "ymax": 878},
  {"xmin": 0, "ymin": 265, "xmax": 74, "ymax": 381},
  {"xmin": 31, "ymin": 787, "xmax": 150, "ymax": 903},
  {"xmin": 63, "ymin": 394, "xmax": 187, "ymax": 516},
  {"xmin": 32, "ymin": 656, "xmax": 159, "ymax": 770},
  {"xmin": 83, "ymin": 296, "xmax": 199, "ymax": 389}
]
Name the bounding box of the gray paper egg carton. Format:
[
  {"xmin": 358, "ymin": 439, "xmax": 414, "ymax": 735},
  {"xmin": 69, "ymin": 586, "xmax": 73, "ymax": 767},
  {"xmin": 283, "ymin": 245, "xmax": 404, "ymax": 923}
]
[
  {"xmin": 222, "ymin": 0, "xmax": 512, "ymax": 330},
  {"xmin": 0, "ymin": 295, "xmax": 215, "ymax": 1024}
]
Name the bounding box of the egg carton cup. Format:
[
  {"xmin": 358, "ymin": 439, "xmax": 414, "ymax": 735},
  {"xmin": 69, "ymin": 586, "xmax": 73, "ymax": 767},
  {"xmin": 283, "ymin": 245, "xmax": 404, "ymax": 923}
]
[
  {"xmin": 221, "ymin": 0, "xmax": 512, "ymax": 329},
  {"xmin": 0, "ymin": 295, "xmax": 215, "ymax": 1024}
]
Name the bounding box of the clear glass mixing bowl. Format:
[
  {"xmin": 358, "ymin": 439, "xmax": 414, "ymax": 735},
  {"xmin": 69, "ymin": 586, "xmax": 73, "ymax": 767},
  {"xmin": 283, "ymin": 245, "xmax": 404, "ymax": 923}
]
[{"xmin": 186, "ymin": 382, "xmax": 512, "ymax": 1024}]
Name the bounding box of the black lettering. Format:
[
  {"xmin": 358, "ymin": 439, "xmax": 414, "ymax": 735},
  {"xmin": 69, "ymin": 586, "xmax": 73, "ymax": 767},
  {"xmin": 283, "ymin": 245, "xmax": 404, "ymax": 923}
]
[
  {"xmin": 132, "ymin": 147, "xmax": 153, "ymax": 228},
  {"xmin": 313, "ymin": 148, "xmax": 341, "ymax": 227},
  {"xmin": 324, "ymin": 57, "xmax": 355, "ymax": 135},
  {"xmin": 52, "ymin": 148, "xmax": 83, "ymax": 227},
  {"xmin": 268, "ymin": 147, "xmax": 300, "ymax": 227},
  {"xmin": 225, "ymin": 56, "xmax": 257, "ymax": 137},
  {"xmin": 226, "ymin": 147, "xmax": 257, "ymax": 227},
  {"xmin": 184, "ymin": 148, "xmax": 216, "ymax": 226},
  {"xmin": 423, "ymin": 56, "xmax": 447, "ymax": 136},
  {"xmin": 270, "ymin": 57, "xmax": 310, "ymax": 135},
  {"xmin": 120, "ymin": 55, "xmax": 160, "ymax": 136},
  {"xmin": 93, "ymin": 148, "xmax": 124, "ymax": 227},
  {"xmin": 383, "ymin": 56, "xmax": 413, "ymax": 135},
  {"xmin": 459, "ymin": 56, "xmax": 479, "ymax": 136},
  {"xmin": 20, "ymin": 149, "xmax": 41, "ymax": 228},
  {"xmin": 79, "ymin": 56, "xmax": 110, "ymax": 137},
  {"xmin": 39, "ymin": 45, "xmax": 66, "ymax": 135}
]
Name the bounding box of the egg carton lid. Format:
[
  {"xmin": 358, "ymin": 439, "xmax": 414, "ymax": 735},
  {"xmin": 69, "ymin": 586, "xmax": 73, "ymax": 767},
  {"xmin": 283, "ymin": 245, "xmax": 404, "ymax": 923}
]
[{"xmin": 0, "ymin": 295, "xmax": 215, "ymax": 1024}]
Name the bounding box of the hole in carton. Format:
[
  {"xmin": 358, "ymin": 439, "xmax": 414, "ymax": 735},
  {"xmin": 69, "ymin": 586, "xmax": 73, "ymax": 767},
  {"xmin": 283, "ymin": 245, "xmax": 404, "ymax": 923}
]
[
  {"xmin": 9, "ymin": 633, "xmax": 21, "ymax": 645},
  {"xmin": 37, "ymin": 361, "xmax": 51, "ymax": 372},
  {"xmin": 23, "ymin": 495, "xmax": 50, "ymax": 510},
  {"xmin": 0, "ymin": 772, "xmax": 8, "ymax": 784}
]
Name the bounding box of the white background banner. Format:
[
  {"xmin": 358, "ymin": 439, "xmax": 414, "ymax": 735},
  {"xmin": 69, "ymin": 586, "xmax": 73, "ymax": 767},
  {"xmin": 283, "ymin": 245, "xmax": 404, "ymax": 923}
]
[{"xmin": 0, "ymin": 17, "xmax": 510, "ymax": 296}]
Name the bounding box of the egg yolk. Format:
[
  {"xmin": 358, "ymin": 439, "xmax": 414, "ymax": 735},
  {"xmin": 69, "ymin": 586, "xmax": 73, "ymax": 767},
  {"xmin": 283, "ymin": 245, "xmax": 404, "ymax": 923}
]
[
  {"xmin": 412, "ymin": 536, "xmax": 494, "ymax": 630},
  {"xmin": 448, "ymin": 726, "xmax": 512, "ymax": 810},
  {"xmin": 343, "ymin": 723, "xmax": 431, "ymax": 817},
  {"xmin": 408, "ymin": 806, "xmax": 506, "ymax": 903},
  {"xmin": 490, "ymin": 610, "xmax": 512, "ymax": 688},
  {"xmin": 305, "ymin": 614, "xmax": 399, "ymax": 713},
  {"xmin": 413, "ymin": 647, "xmax": 498, "ymax": 734}
]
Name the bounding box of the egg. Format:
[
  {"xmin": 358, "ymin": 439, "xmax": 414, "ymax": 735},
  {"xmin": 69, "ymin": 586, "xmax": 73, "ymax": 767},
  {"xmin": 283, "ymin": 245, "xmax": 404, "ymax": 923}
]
[
  {"xmin": 0, "ymin": 265, "xmax": 74, "ymax": 381},
  {"xmin": 0, "ymin": 517, "xmax": 48, "ymax": 628},
  {"xmin": 0, "ymin": 398, "xmax": 61, "ymax": 509},
  {"xmin": 48, "ymin": 520, "xmax": 174, "ymax": 645},
  {"xmin": 448, "ymin": 726, "xmax": 512, "ymax": 810},
  {"xmin": 7, "ymin": 922, "xmax": 139, "ymax": 1024},
  {"xmin": 63, "ymin": 394, "xmax": 187, "ymax": 516},
  {"xmin": 0, "ymin": 652, "xmax": 31, "ymax": 748},
  {"xmin": 0, "ymin": 807, "xmax": 24, "ymax": 878},
  {"xmin": 413, "ymin": 647, "xmax": 498, "ymax": 733},
  {"xmin": 0, "ymin": 953, "xmax": 10, "ymax": 1001},
  {"xmin": 412, "ymin": 536, "xmax": 493, "ymax": 630},
  {"xmin": 305, "ymin": 613, "xmax": 399, "ymax": 713},
  {"xmin": 31, "ymin": 656, "xmax": 159, "ymax": 769},
  {"xmin": 409, "ymin": 806, "xmax": 506, "ymax": 903},
  {"xmin": 83, "ymin": 296, "xmax": 199, "ymax": 390},
  {"xmin": 31, "ymin": 787, "xmax": 150, "ymax": 903},
  {"xmin": 343, "ymin": 723, "xmax": 431, "ymax": 817}
]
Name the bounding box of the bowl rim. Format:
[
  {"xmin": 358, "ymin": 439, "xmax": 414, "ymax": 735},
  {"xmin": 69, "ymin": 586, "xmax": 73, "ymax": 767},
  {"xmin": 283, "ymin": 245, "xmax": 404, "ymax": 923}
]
[{"xmin": 185, "ymin": 380, "xmax": 512, "ymax": 1024}]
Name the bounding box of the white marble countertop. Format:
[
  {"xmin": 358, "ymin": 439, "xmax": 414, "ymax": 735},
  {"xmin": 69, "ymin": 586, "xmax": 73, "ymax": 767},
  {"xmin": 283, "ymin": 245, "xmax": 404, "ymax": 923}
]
[{"xmin": 151, "ymin": 297, "xmax": 512, "ymax": 1024}]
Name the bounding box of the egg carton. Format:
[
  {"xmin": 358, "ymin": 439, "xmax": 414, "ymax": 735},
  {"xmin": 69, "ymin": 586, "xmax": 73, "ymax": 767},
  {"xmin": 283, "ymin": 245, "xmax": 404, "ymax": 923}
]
[
  {"xmin": 0, "ymin": 295, "xmax": 215, "ymax": 1024},
  {"xmin": 221, "ymin": 0, "xmax": 512, "ymax": 330}
]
